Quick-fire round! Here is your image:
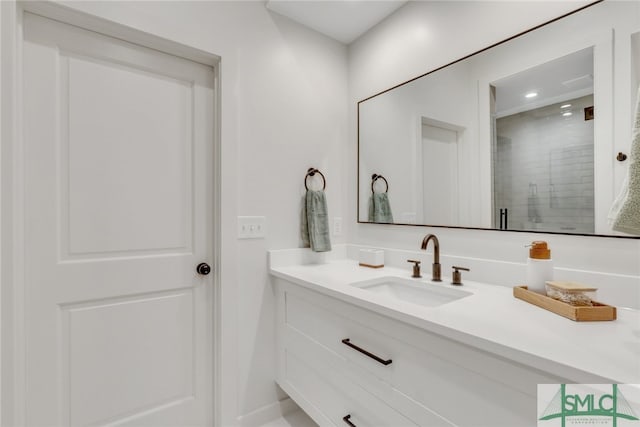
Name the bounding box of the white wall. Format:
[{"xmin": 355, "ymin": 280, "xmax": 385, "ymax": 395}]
[
  {"xmin": 3, "ymin": 1, "xmax": 348, "ymax": 425},
  {"xmin": 348, "ymin": 1, "xmax": 640, "ymax": 300}
]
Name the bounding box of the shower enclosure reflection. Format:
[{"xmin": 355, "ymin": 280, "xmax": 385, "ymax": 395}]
[{"xmin": 491, "ymin": 48, "xmax": 595, "ymax": 233}]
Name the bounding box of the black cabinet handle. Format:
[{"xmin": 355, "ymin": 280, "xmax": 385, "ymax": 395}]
[
  {"xmin": 343, "ymin": 414, "xmax": 356, "ymax": 426},
  {"xmin": 341, "ymin": 338, "xmax": 392, "ymax": 366}
]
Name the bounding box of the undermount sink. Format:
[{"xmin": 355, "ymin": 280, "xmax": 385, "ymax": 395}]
[{"xmin": 350, "ymin": 276, "xmax": 472, "ymax": 308}]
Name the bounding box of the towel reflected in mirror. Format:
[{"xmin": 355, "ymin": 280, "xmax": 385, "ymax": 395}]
[{"xmin": 368, "ymin": 192, "xmax": 394, "ymax": 223}]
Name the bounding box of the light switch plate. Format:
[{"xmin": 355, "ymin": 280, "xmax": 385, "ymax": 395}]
[
  {"xmin": 332, "ymin": 217, "xmax": 342, "ymax": 236},
  {"xmin": 238, "ymin": 216, "xmax": 266, "ymax": 239}
]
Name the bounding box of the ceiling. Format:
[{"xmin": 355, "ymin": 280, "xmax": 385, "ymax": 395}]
[
  {"xmin": 493, "ymin": 47, "xmax": 594, "ymax": 117},
  {"xmin": 265, "ymin": 0, "xmax": 408, "ymax": 44}
]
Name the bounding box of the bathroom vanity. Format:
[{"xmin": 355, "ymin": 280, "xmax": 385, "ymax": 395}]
[{"xmin": 270, "ymin": 247, "xmax": 640, "ymax": 427}]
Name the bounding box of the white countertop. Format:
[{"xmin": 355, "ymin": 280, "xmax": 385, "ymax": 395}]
[{"xmin": 270, "ymin": 258, "xmax": 640, "ymax": 384}]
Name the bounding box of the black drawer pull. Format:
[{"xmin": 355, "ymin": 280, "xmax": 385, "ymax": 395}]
[
  {"xmin": 343, "ymin": 414, "xmax": 356, "ymax": 426},
  {"xmin": 341, "ymin": 338, "xmax": 392, "ymax": 365}
]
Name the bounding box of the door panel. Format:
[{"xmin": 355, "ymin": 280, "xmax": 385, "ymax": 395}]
[
  {"xmin": 64, "ymin": 55, "xmax": 193, "ymax": 257},
  {"xmin": 421, "ymin": 123, "xmax": 459, "ymax": 225},
  {"xmin": 64, "ymin": 291, "xmax": 194, "ymax": 426},
  {"xmin": 22, "ymin": 12, "xmax": 214, "ymax": 426}
]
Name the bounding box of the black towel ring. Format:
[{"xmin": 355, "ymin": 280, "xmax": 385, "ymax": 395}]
[
  {"xmin": 305, "ymin": 168, "xmax": 326, "ymax": 191},
  {"xmin": 371, "ymin": 174, "xmax": 389, "ymax": 193}
]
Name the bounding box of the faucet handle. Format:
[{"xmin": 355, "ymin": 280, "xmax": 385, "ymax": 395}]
[
  {"xmin": 451, "ymin": 266, "xmax": 470, "ymax": 286},
  {"xmin": 407, "ymin": 259, "xmax": 422, "ymax": 278}
]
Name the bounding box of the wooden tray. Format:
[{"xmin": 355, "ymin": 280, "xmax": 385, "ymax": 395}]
[{"xmin": 513, "ymin": 286, "xmax": 616, "ymax": 321}]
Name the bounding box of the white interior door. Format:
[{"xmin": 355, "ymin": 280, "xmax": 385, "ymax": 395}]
[
  {"xmin": 22, "ymin": 12, "xmax": 214, "ymax": 426},
  {"xmin": 421, "ymin": 123, "xmax": 459, "ymax": 226}
]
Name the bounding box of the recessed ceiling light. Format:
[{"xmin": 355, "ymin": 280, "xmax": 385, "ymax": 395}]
[
  {"xmin": 525, "ymin": 92, "xmax": 538, "ymax": 98},
  {"xmin": 562, "ymin": 111, "xmax": 573, "ymax": 117},
  {"xmin": 561, "ymin": 104, "xmax": 572, "ymax": 109}
]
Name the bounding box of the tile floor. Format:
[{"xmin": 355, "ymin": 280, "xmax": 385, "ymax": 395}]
[{"xmin": 260, "ymin": 410, "xmax": 318, "ymax": 427}]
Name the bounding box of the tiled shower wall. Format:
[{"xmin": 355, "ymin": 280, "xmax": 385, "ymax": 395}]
[{"xmin": 494, "ymin": 95, "xmax": 594, "ymax": 233}]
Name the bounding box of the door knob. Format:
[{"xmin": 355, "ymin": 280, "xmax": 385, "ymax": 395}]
[{"xmin": 196, "ymin": 263, "xmax": 211, "ymax": 276}]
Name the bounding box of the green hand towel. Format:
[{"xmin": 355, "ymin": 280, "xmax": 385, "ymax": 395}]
[
  {"xmin": 611, "ymin": 85, "xmax": 640, "ymax": 235},
  {"xmin": 301, "ymin": 190, "xmax": 331, "ymax": 252},
  {"xmin": 368, "ymin": 192, "xmax": 394, "ymax": 223}
]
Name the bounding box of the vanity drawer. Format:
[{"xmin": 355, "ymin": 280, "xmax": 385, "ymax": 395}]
[
  {"xmin": 283, "ymin": 318, "xmax": 455, "ymax": 426},
  {"xmin": 283, "ymin": 286, "xmax": 562, "ymax": 427},
  {"xmin": 284, "ymin": 290, "xmax": 395, "ymax": 382},
  {"xmin": 282, "ymin": 349, "xmax": 419, "ymax": 427}
]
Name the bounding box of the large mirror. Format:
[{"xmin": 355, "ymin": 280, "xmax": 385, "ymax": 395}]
[{"xmin": 358, "ymin": 1, "xmax": 640, "ymax": 238}]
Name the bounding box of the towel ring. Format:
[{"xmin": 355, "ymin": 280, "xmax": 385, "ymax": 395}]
[
  {"xmin": 371, "ymin": 174, "xmax": 388, "ymax": 193},
  {"xmin": 305, "ymin": 168, "xmax": 326, "ymax": 191}
]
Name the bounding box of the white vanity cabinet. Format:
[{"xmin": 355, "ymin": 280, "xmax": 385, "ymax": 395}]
[{"xmin": 274, "ymin": 278, "xmax": 568, "ymax": 427}]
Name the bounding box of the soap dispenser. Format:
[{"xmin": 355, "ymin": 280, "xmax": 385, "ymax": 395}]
[{"xmin": 526, "ymin": 241, "xmax": 554, "ymax": 294}]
